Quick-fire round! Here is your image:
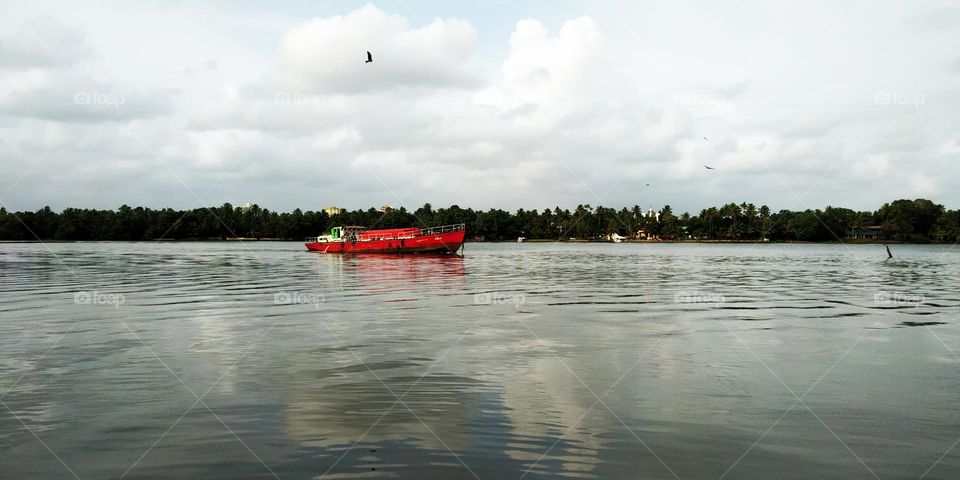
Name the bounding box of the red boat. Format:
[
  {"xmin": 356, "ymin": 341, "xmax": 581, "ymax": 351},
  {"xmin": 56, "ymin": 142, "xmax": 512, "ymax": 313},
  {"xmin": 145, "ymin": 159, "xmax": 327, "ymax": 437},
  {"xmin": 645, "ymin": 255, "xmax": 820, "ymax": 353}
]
[{"xmin": 305, "ymin": 224, "xmax": 466, "ymax": 254}]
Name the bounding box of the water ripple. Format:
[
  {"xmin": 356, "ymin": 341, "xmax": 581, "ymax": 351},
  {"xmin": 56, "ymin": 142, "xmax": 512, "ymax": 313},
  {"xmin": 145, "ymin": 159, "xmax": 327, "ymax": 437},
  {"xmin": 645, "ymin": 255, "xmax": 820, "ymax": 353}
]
[{"xmin": 1, "ymin": 242, "xmax": 958, "ymax": 479}]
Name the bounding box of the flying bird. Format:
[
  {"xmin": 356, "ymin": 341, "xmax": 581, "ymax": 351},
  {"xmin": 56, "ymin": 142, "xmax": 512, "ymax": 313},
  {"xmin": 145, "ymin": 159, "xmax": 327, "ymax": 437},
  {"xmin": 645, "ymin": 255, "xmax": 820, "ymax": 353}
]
[
  {"xmin": 704, "ymin": 165, "xmax": 715, "ymax": 170},
  {"xmin": 365, "ymin": 51, "xmax": 373, "ymax": 63},
  {"xmin": 703, "ymin": 136, "xmax": 708, "ymax": 141}
]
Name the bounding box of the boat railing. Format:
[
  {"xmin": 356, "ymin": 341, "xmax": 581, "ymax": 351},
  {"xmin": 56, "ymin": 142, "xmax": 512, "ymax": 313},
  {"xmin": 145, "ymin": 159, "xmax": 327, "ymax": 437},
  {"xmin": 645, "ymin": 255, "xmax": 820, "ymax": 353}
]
[{"xmin": 419, "ymin": 223, "xmax": 466, "ymax": 235}]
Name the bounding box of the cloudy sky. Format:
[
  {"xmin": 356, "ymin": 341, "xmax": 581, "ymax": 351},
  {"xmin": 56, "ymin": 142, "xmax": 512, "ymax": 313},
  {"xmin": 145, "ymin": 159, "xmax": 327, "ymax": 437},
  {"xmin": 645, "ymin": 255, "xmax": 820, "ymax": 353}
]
[{"xmin": 1, "ymin": 0, "xmax": 958, "ymax": 214}]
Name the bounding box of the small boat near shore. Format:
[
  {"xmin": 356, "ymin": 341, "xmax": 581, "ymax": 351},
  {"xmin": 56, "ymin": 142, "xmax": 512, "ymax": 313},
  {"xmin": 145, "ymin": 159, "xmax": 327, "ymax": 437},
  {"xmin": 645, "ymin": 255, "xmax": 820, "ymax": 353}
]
[{"xmin": 305, "ymin": 223, "xmax": 466, "ymax": 254}]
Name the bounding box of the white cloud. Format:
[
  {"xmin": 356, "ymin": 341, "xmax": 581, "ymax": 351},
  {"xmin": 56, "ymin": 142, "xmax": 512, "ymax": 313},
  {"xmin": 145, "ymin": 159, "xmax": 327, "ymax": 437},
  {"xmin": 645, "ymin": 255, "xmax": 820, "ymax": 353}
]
[
  {"xmin": 0, "ymin": 15, "xmax": 92, "ymax": 69},
  {"xmin": 852, "ymin": 154, "xmax": 890, "ymax": 180},
  {"xmin": 941, "ymin": 137, "xmax": 960, "ymax": 155},
  {"xmin": 1, "ymin": 2, "xmax": 959, "ymax": 213},
  {"xmin": 0, "ymin": 72, "xmax": 175, "ymax": 122},
  {"xmin": 0, "ymin": 16, "xmax": 173, "ymax": 123},
  {"xmin": 274, "ymin": 4, "xmax": 478, "ymax": 93},
  {"xmin": 474, "ymin": 17, "xmax": 623, "ymax": 130},
  {"xmin": 907, "ymin": 172, "xmax": 940, "ymax": 197}
]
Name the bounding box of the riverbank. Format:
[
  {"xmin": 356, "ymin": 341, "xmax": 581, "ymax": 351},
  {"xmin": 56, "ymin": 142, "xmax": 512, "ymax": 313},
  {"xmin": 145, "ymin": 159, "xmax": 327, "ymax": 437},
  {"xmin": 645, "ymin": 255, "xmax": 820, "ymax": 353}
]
[{"xmin": 0, "ymin": 238, "xmax": 931, "ymax": 244}]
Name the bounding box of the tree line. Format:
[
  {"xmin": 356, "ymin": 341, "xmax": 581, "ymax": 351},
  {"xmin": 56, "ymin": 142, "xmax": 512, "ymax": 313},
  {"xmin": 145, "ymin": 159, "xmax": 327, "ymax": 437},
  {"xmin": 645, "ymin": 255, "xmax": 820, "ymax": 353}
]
[{"xmin": 1, "ymin": 199, "xmax": 957, "ymax": 243}]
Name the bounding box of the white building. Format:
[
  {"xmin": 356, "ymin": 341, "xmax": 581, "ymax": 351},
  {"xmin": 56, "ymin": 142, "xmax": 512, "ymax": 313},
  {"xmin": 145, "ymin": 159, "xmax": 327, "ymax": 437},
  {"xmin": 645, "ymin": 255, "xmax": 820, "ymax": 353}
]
[{"xmin": 606, "ymin": 233, "xmax": 626, "ymax": 243}]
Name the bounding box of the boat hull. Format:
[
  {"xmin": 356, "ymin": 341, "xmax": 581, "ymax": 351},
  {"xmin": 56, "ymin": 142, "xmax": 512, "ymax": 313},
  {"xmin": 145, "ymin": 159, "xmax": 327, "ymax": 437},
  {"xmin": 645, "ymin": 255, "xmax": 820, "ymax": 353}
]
[{"xmin": 306, "ymin": 230, "xmax": 466, "ymax": 254}]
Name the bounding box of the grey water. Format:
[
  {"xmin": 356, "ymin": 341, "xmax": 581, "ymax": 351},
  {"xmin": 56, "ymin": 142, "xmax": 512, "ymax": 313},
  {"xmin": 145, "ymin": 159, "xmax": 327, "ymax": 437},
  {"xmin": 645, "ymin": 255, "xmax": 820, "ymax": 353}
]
[{"xmin": 1, "ymin": 242, "xmax": 958, "ymax": 479}]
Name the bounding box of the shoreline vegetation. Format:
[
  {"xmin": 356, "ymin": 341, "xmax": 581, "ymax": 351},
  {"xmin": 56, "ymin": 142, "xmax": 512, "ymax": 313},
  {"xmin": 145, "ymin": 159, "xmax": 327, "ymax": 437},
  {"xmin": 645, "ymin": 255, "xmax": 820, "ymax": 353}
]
[
  {"xmin": 0, "ymin": 238, "xmax": 938, "ymax": 245},
  {"xmin": 1, "ymin": 198, "xmax": 957, "ymax": 244}
]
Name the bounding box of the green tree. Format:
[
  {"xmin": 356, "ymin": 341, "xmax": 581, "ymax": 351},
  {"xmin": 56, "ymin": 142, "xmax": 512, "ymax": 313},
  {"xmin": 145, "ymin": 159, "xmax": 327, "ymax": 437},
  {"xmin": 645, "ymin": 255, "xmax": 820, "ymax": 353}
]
[{"xmin": 659, "ymin": 205, "xmax": 678, "ymax": 239}]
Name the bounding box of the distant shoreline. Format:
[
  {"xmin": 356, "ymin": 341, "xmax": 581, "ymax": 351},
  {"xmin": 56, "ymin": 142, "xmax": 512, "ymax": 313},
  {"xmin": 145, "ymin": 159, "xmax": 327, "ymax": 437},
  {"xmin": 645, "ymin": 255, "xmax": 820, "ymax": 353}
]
[
  {"xmin": 0, "ymin": 239, "xmax": 934, "ymax": 244},
  {"xmin": 3, "ymin": 198, "xmax": 955, "ymax": 244}
]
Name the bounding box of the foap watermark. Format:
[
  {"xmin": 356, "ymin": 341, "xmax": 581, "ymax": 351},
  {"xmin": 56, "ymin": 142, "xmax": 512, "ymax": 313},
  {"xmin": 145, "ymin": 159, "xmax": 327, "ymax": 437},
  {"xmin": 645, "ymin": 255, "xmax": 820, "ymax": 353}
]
[
  {"xmin": 74, "ymin": 91, "xmax": 126, "ymax": 107},
  {"xmin": 873, "ymin": 91, "xmax": 924, "ymax": 108},
  {"xmin": 874, "ymin": 290, "xmax": 924, "ymax": 307},
  {"xmin": 273, "ymin": 291, "xmax": 325, "ymax": 308},
  {"xmin": 74, "ymin": 291, "xmax": 125, "ymax": 308},
  {"xmin": 673, "ymin": 290, "xmax": 725, "ymax": 306},
  {"xmin": 273, "ymin": 91, "xmax": 322, "ymax": 105},
  {"xmin": 474, "ymin": 291, "xmax": 525, "ymax": 308}
]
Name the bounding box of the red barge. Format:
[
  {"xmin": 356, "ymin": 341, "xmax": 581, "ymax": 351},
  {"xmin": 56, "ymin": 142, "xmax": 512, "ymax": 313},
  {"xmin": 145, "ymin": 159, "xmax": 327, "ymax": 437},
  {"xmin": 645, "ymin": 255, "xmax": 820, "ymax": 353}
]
[{"xmin": 305, "ymin": 224, "xmax": 466, "ymax": 254}]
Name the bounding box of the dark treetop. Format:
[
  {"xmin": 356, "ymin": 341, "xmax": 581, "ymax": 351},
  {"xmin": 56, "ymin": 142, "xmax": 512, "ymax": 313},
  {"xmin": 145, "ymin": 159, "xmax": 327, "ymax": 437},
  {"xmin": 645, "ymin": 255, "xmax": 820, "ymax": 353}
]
[{"xmin": 1, "ymin": 199, "xmax": 957, "ymax": 243}]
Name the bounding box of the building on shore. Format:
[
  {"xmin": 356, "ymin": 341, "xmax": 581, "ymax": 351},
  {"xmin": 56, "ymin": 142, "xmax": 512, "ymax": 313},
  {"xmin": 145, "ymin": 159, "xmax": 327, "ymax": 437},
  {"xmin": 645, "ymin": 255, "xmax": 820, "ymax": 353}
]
[
  {"xmin": 605, "ymin": 233, "xmax": 626, "ymax": 243},
  {"xmin": 324, "ymin": 206, "xmax": 343, "ymax": 216},
  {"xmin": 378, "ymin": 204, "xmax": 394, "ymax": 213},
  {"xmin": 846, "ymin": 225, "xmax": 884, "ymax": 240},
  {"xmin": 635, "ymin": 229, "xmax": 658, "ymax": 240}
]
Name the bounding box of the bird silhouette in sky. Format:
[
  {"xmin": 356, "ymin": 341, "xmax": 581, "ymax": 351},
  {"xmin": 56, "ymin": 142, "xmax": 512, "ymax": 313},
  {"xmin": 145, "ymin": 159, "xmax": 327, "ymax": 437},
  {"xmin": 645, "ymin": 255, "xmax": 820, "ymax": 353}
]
[
  {"xmin": 365, "ymin": 51, "xmax": 373, "ymax": 63},
  {"xmin": 703, "ymin": 136, "xmax": 708, "ymax": 141},
  {"xmin": 704, "ymin": 165, "xmax": 715, "ymax": 170}
]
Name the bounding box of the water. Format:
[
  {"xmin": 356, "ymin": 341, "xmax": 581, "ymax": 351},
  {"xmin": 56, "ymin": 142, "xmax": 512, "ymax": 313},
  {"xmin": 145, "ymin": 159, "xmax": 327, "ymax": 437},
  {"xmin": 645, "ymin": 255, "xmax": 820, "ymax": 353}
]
[{"xmin": 1, "ymin": 242, "xmax": 958, "ymax": 479}]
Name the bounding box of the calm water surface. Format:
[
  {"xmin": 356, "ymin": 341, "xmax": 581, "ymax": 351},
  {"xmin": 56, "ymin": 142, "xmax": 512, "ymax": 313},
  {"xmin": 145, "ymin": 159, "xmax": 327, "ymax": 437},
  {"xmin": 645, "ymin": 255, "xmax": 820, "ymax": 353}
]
[{"xmin": 1, "ymin": 242, "xmax": 958, "ymax": 479}]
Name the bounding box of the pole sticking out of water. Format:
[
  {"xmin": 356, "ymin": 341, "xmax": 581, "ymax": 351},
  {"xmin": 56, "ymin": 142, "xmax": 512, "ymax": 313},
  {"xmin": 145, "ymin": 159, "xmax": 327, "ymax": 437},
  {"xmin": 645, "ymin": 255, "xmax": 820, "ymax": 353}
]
[{"xmin": 885, "ymin": 244, "xmax": 893, "ymax": 260}]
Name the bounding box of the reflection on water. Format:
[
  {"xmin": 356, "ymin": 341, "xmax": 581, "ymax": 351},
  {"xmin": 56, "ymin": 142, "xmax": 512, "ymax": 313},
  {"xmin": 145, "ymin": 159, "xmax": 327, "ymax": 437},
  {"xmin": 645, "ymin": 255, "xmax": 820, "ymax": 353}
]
[
  {"xmin": 1, "ymin": 242, "xmax": 959, "ymax": 479},
  {"xmin": 318, "ymin": 253, "xmax": 466, "ymax": 297}
]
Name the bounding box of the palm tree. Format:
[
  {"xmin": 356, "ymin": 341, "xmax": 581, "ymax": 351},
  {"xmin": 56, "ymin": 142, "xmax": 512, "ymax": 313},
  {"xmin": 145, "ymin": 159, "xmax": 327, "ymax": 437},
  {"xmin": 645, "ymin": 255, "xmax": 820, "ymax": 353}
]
[
  {"xmin": 759, "ymin": 205, "xmax": 771, "ymax": 238},
  {"xmin": 742, "ymin": 202, "xmax": 758, "ymax": 239}
]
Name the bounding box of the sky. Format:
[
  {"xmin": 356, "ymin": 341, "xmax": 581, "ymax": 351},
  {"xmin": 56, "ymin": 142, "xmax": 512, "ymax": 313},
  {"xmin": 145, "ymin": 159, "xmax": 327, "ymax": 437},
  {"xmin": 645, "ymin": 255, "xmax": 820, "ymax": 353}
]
[{"xmin": 1, "ymin": 0, "xmax": 958, "ymax": 214}]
